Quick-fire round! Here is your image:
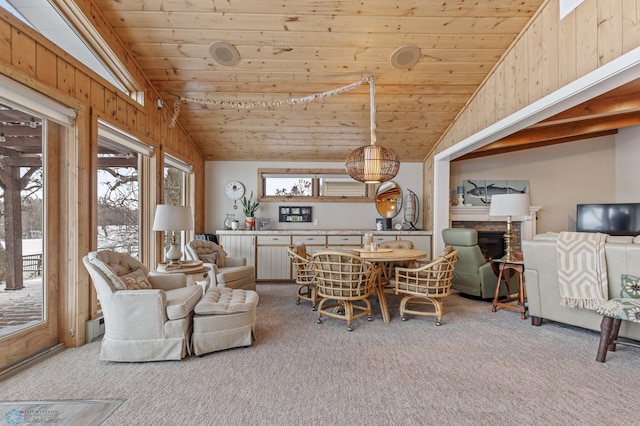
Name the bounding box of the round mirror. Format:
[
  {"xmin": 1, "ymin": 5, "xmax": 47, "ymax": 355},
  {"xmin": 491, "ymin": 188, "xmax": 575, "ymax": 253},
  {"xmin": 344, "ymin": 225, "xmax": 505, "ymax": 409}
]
[{"xmin": 375, "ymin": 181, "xmax": 403, "ymax": 218}]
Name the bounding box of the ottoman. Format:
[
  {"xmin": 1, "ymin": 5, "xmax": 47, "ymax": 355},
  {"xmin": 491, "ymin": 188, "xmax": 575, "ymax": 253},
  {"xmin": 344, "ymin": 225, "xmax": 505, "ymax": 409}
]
[{"xmin": 192, "ymin": 287, "xmax": 259, "ymax": 356}]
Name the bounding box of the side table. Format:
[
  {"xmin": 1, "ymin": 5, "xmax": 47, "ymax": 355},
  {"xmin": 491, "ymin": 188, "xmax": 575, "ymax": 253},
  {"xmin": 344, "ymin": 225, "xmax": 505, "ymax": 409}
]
[
  {"xmin": 491, "ymin": 259, "xmax": 527, "ymax": 319},
  {"xmin": 155, "ymin": 261, "xmax": 211, "ymax": 290}
]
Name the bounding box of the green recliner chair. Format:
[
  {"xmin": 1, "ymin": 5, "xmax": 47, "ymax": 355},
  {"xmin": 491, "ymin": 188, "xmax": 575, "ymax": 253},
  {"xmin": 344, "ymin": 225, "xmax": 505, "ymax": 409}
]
[{"xmin": 442, "ymin": 228, "xmax": 513, "ymax": 299}]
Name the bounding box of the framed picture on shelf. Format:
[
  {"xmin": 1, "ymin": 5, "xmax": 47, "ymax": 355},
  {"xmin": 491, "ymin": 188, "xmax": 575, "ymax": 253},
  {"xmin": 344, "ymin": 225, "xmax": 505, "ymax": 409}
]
[
  {"xmin": 256, "ymin": 218, "xmax": 271, "ymax": 231},
  {"xmin": 279, "ymin": 206, "xmax": 312, "ymax": 223}
]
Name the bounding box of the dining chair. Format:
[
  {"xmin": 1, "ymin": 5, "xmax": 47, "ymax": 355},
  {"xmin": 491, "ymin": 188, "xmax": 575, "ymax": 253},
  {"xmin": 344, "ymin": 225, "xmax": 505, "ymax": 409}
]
[
  {"xmin": 391, "ymin": 247, "xmax": 459, "ymax": 325},
  {"xmin": 311, "ymin": 251, "xmax": 380, "ymax": 331},
  {"xmin": 378, "ymin": 239, "xmax": 416, "ymax": 287},
  {"xmin": 287, "ymin": 243, "xmax": 318, "ymax": 310}
]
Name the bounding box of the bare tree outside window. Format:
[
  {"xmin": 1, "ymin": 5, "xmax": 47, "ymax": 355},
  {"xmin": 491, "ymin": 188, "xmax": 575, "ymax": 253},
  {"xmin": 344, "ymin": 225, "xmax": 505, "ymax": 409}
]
[{"xmin": 97, "ymin": 150, "xmax": 140, "ymax": 257}]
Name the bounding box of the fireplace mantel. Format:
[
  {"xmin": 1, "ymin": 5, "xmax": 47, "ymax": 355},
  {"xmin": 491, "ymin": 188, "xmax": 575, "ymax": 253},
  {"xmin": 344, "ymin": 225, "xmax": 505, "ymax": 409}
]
[{"xmin": 450, "ymin": 205, "xmax": 542, "ymax": 241}]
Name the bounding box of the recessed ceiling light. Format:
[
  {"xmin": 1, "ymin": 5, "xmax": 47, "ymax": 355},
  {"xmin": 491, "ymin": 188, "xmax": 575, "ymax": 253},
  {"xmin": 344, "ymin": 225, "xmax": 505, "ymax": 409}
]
[
  {"xmin": 390, "ymin": 45, "xmax": 421, "ymax": 70},
  {"xmin": 209, "ymin": 41, "xmax": 241, "ymax": 67}
]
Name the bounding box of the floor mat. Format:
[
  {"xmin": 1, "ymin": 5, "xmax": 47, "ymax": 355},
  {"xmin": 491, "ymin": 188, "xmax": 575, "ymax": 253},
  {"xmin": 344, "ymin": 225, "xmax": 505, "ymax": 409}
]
[{"xmin": 0, "ymin": 400, "xmax": 124, "ymax": 425}]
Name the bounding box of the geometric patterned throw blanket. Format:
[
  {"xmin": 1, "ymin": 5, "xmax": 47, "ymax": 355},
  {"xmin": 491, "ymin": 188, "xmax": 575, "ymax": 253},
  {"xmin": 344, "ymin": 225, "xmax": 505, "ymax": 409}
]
[{"xmin": 557, "ymin": 231, "xmax": 608, "ymax": 309}]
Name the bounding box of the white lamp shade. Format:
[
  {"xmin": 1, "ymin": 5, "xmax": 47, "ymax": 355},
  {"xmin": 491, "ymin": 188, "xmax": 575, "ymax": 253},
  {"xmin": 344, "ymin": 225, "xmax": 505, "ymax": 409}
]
[
  {"xmin": 489, "ymin": 193, "xmax": 530, "ymax": 217},
  {"xmin": 152, "ymin": 205, "xmax": 194, "ymax": 231}
]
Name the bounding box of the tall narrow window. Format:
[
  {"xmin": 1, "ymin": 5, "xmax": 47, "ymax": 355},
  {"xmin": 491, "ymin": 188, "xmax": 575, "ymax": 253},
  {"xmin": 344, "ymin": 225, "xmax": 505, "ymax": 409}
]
[
  {"xmin": 0, "ymin": 103, "xmax": 44, "ymax": 337},
  {"xmin": 96, "ymin": 121, "xmax": 153, "ymax": 258},
  {"xmin": 0, "ymin": 75, "xmax": 75, "ymax": 370},
  {"xmin": 164, "ymin": 154, "xmax": 193, "ymax": 249}
]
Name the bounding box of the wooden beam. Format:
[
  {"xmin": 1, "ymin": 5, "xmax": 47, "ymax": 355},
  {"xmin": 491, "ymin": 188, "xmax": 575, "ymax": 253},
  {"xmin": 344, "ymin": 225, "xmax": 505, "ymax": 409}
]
[{"xmin": 456, "ymin": 130, "xmax": 617, "ymax": 161}]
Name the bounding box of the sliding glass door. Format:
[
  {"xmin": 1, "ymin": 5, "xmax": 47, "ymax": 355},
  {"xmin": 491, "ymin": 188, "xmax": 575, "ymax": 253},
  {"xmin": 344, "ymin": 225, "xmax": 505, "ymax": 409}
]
[{"xmin": 0, "ymin": 102, "xmax": 58, "ymax": 371}]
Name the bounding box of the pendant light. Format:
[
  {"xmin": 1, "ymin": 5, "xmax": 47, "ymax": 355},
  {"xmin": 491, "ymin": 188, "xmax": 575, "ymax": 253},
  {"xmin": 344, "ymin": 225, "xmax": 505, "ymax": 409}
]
[{"xmin": 345, "ymin": 77, "xmax": 399, "ymax": 184}]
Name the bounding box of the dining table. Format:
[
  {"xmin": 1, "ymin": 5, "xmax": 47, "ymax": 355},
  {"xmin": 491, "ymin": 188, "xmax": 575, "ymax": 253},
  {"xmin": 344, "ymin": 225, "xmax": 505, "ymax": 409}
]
[{"xmin": 350, "ymin": 247, "xmax": 427, "ymax": 323}]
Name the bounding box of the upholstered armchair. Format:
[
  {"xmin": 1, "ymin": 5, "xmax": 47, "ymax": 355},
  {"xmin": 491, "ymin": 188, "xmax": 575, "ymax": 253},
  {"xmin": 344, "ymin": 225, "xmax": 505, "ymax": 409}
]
[
  {"xmin": 83, "ymin": 250, "xmax": 202, "ymax": 362},
  {"xmin": 185, "ymin": 239, "xmax": 256, "ymax": 291},
  {"xmin": 441, "ymin": 228, "xmax": 511, "ymax": 299}
]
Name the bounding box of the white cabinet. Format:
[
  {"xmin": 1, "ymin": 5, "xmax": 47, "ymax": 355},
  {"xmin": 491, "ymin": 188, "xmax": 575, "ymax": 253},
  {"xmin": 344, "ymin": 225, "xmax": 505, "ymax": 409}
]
[
  {"xmin": 219, "ymin": 234, "xmax": 256, "ymax": 267},
  {"xmin": 372, "ymin": 234, "xmax": 396, "ymax": 244},
  {"xmin": 292, "ymin": 235, "xmax": 326, "ymax": 246},
  {"xmin": 256, "ymin": 235, "xmax": 291, "ymax": 281},
  {"xmin": 398, "ymin": 234, "xmax": 431, "ymax": 259},
  {"xmin": 218, "ymin": 230, "xmax": 431, "ymax": 282},
  {"xmin": 327, "ymin": 235, "xmax": 361, "ymax": 249}
]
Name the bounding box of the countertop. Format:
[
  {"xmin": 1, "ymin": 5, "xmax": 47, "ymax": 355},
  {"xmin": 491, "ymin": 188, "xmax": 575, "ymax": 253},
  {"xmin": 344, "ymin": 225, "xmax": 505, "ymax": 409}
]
[{"xmin": 216, "ymin": 229, "xmax": 432, "ymax": 235}]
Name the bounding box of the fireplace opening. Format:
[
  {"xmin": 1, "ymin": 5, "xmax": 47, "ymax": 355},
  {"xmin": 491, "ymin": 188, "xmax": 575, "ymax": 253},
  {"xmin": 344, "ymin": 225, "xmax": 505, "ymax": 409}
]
[{"xmin": 477, "ymin": 231, "xmax": 505, "ymax": 261}]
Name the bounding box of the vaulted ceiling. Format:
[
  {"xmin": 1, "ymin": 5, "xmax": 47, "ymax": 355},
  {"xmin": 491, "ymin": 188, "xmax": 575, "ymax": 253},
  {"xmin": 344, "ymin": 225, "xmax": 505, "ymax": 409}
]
[{"xmin": 90, "ymin": 0, "xmax": 548, "ymax": 163}]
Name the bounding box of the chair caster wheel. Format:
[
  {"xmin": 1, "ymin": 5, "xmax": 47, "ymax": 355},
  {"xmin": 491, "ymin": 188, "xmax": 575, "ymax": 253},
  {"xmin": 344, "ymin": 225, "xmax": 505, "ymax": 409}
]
[
  {"xmin": 367, "ymin": 316, "xmax": 373, "ymax": 322},
  {"xmin": 312, "ymin": 306, "xmax": 317, "ymax": 311},
  {"xmin": 317, "ymin": 318, "xmax": 322, "ymax": 324},
  {"xmin": 436, "ymin": 320, "xmax": 442, "ymax": 326},
  {"xmin": 347, "ymin": 325, "xmax": 353, "ymax": 331},
  {"xmin": 296, "ymin": 300, "xmax": 301, "ymax": 305},
  {"xmin": 401, "ymin": 316, "xmax": 407, "ymax": 321}
]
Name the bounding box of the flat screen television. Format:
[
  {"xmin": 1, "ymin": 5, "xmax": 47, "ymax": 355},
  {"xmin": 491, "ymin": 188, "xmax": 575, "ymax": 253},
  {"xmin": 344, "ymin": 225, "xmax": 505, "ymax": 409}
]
[{"xmin": 576, "ymin": 203, "xmax": 640, "ymax": 236}]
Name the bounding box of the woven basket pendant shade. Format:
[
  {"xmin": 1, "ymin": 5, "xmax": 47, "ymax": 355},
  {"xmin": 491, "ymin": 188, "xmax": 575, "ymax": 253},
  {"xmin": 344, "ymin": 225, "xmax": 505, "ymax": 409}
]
[
  {"xmin": 345, "ymin": 76, "xmax": 399, "ymax": 184},
  {"xmin": 345, "ymin": 145, "xmax": 399, "ymax": 184}
]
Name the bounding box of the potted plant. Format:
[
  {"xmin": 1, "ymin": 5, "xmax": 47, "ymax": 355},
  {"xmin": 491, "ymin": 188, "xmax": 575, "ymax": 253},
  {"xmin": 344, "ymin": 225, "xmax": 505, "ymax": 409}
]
[{"xmin": 241, "ymin": 191, "xmax": 260, "ymax": 230}]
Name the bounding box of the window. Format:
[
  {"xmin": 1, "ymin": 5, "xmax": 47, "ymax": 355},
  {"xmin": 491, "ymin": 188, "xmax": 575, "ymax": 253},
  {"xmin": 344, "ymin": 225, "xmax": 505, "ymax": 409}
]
[
  {"xmin": 259, "ymin": 169, "xmax": 374, "ymax": 202},
  {"xmin": 96, "ymin": 120, "xmax": 154, "ymax": 258},
  {"xmin": 1, "ymin": 0, "xmax": 143, "ymax": 102},
  {"xmin": 163, "ymin": 154, "xmax": 193, "ymax": 206},
  {"xmin": 0, "ymin": 102, "xmax": 45, "ymax": 336},
  {"xmin": 163, "ymin": 154, "xmax": 194, "ymax": 250}
]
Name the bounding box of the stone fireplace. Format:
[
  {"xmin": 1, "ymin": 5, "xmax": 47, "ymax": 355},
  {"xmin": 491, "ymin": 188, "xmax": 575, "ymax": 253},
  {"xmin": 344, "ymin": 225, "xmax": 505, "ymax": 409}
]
[{"xmin": 449, "ymin": 205, "xmax": 541, "ymax": 257}]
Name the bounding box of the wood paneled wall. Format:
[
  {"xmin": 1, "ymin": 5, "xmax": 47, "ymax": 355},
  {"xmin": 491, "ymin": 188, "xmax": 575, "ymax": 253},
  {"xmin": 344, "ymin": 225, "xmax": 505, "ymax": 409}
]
[
  {"xmin": 0, "ymin": 5, "xmax": 204, "ymax": 355},
  {"xmin": 423, "ymin": 0, "xmax": 640, "ymax": 229}
]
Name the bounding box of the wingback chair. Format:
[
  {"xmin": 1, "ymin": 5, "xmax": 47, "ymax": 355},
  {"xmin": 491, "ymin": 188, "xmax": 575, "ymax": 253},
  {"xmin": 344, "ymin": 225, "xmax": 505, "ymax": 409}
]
[
  {"xmin": 83, "ymin": 251, "xmax": 202, "ymax": 362},
  {"xmin": 441, "ymin": 228, "xmax": 511, "ymax": 299},
  {"xmin": 185, "ymin": 239, "xmax": 256, "ymax": 291}
]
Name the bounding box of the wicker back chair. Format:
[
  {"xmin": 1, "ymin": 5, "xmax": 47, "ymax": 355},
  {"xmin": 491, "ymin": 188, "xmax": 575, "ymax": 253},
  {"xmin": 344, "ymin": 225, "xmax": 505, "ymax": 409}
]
[
  {"xmin": 378, "ymin": 239, "xmax": 416, "ymax": 286},
  {"xmin": 287, "ymin": 243, "xmax": 318, "ymax": 310},
  {"xmin": 311, "ymin": 251, "xmax": 380, "ymax": 331},
  {"xmin": 391, "ymin": 247, "xmax": 459, "ymax": 325}
]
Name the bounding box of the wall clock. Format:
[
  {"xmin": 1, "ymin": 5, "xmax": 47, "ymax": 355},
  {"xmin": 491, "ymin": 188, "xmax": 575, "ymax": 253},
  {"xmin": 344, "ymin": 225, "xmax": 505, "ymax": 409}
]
[{"xmin": 225, "ymin": 181, "xmax": 245, "ymax": 209}]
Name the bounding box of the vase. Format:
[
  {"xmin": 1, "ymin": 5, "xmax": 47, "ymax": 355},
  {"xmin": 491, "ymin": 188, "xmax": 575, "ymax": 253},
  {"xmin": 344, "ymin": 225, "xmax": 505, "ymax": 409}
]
[
  {"xmin": 245, "ymin": 216, "xmax": 256, "ymax": 230},
  {"xmin": 224, "ymin": 213, "xmax": 236, "ymax": 230}
]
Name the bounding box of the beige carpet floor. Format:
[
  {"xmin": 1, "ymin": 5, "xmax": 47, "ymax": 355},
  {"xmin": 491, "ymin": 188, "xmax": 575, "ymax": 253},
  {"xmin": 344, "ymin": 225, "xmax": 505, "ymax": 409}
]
[{"xmin": 0, "ymin": 283, "xmax": 638, "ymax": 425}]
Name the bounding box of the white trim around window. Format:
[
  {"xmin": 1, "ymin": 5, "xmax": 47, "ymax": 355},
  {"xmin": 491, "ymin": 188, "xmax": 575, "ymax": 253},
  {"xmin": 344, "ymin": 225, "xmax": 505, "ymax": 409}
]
[
  {"xmin": 164, "ymin": 154, "xmax": 194, "ymax": 174},
  {"xmin": 97, "ymin": 119, "xmax": 154, "ymax": 157},
  {"xmin": 0, "ymin": 74, "xmax": 76, "ymax": 126}
]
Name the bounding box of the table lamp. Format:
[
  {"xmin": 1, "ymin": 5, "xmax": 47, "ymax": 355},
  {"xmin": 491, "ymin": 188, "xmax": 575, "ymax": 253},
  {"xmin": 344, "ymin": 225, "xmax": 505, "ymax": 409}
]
[
  {"xmin": 489, "ymin": 193, "xmax": 530, "ymax": 261},
  {"xmin": 152, "ymin": 204, "xmax": 193, "ymax": 265}
]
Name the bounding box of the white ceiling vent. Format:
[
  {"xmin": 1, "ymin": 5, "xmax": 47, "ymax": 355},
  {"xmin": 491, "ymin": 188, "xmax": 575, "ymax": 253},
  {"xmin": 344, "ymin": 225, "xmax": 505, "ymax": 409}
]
[
  {"xmin": 209, "ymin": 41, "xmax": 241, "ymax": 66},
  {"xmin": 390, "ymin": 45, "xmax": 421, "ymax": 70}
]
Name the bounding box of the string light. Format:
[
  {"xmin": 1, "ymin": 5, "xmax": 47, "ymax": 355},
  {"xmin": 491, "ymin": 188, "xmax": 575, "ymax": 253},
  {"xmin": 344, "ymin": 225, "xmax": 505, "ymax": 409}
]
[
  {"xmin": 166, "ymin": 75, "xmax": 400, "ymax": 183},
  {"xmin": 168, "ymin": 77, "xmax": 371, "ymax": 128}
]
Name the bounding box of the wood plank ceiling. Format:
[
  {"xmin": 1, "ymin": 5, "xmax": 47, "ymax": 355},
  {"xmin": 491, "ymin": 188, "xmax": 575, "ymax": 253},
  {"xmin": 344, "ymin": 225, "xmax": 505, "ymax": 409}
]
[{"xmin": 90, "ymin": 0, "xmax": 548, "ymax": 163}]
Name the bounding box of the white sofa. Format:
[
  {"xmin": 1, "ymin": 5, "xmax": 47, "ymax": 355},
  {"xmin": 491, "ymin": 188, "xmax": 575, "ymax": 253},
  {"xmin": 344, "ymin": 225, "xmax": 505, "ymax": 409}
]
[{"xmin": 522, "ymin": 233, "xmax": 640, "ymax": 340}]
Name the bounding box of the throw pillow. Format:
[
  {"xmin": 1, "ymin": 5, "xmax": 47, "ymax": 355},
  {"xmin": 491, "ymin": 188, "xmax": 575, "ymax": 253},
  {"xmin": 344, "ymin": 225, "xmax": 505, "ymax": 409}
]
[
  {"xmin": 621, "ymin": 274, "xmax": 640, "ymax": 299},
  {"xmin": 119, "ymin": 268, "xmax": 153, "ymax": 290}
]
